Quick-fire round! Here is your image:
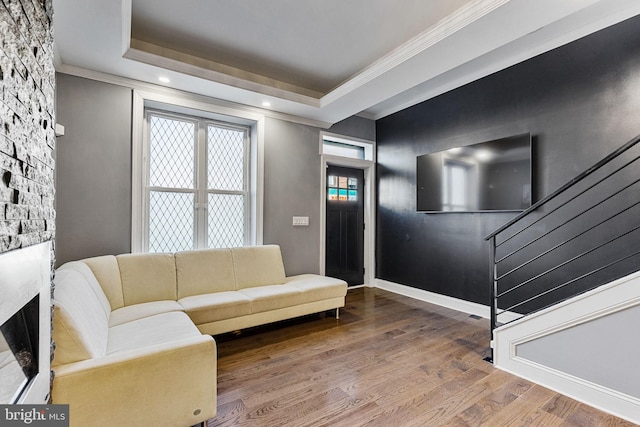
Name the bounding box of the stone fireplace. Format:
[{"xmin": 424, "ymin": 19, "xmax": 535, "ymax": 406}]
[
  {"xmin": 0, "ymin": 0, "xmax": 56, "ymax": 406},
  {"xmin": 0, "ymin": 242, "xmax": 51, "ymax": 403}
]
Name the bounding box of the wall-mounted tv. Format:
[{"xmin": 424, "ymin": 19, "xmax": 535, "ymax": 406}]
[{"xmin": 417, "ymin": 133, "xmax": 532, "ymax": 212}]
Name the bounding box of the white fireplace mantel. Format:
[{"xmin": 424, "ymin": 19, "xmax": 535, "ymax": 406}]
[{"xmin": 0, "ymin": 242, "xmax": 51, "ymax": 404}]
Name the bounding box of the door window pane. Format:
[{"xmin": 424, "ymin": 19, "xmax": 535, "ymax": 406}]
[{"xmin": 328, "ymin": 176, "xmax": 358, "ymax": 202}]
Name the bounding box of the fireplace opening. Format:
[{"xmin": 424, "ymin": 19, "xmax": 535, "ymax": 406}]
[{"xmin": 0, "ymin": 295, "xmax": 39, "ymax": 403}]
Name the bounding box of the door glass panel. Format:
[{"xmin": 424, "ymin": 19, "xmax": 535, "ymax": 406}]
[
  {"xmin": 328, "ymin": 188, "xmax": 338, "ymax": 201},
  {"xmin": 328, "ymin": 176, "xmax": 359, "ymax": 202}
]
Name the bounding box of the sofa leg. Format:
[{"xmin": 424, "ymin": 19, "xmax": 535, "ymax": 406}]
[{"xmin": 336, "ymin": 308, "xmax": 340, "ymax": 319}]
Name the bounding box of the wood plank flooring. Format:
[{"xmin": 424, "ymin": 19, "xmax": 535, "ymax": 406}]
[{"xmin": 207, "ymin": 287, "xmax": 636, "ymax": 426}]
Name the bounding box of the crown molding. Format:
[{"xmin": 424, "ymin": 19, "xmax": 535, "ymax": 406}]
[
  {"xmin": 320, "ymin": 0, "xmax": 510, "ymax": 107},
  {"xmin": 55, "ymin": 63, "xmax": 333, "ymax": 129}
]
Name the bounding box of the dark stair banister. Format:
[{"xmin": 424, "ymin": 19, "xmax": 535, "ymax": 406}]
[{"xmin": 484, "ymin": 132, "xmax": 640, "ymax": 363}]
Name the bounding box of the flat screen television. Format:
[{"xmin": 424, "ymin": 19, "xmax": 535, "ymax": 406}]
[{"xmin": 417, "ymin": 133, "xmax": 532, "ymax": 212}]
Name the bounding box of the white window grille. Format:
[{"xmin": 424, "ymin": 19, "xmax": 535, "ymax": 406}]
[{"xmin": 144, "ymin": 110, "xmax": 250, "ymax": 252}]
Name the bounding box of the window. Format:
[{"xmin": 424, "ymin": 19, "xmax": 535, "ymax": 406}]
[
  {"xmin": 323, "ymin": 140, "xmax": 365, "ymax": 159},
  {"xmin": 144, "ymin": 110, "xmax": 250, "ymax": 252},
  {"xmin": 443, "ymin": 160, "xmax": 470, "ymax": 211},
  {"xmin": 321, "ymin": 134, "xmax": 374, "ymax": 161}
]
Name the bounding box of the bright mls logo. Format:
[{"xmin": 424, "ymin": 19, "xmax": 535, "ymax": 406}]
[{"xmin": 1, "ymin": 405, "xmax": 68, "ymax": 426}]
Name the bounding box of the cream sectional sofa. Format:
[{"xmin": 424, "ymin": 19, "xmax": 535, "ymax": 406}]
[{"xmin": 51, "ymin": 245, "xmax": 347, "ymax": 427}]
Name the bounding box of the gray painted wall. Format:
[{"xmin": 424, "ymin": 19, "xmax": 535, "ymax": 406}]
[
  {"xmin": 516, "ymin": 304, "xmax": 640, "ymax": 398},
  {"xmin": 328, "ymin": 115, "xmax": 376, "ymax": 142},
  {"xmin": 54, "ymin": 74, "xmax": 375, "ymax": 273},
  {"xmin": 263, "ymin": 118, "xmax": 322, "ymax": 275},
  {"xmin": 55, "ymin": 74, "xmax": 133, "ymax": 266}
]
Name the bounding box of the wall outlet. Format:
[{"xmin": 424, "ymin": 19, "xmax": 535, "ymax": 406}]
[{"xmin": 292, "ymin": 216, "xmax": 309, "ymax": 226}]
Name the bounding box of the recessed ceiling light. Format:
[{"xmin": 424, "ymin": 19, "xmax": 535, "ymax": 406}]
[
  {"xmin": 262, "ymin": 101, "xmax": 272, "ymax": 108},
  {"xmin": 158, "ymin": 76, "xmax": 170, "ymax": 84}
]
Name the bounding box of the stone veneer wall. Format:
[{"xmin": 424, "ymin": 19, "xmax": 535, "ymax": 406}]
[
  {"xmin": 0, "ymin": 0, "xmax": 55, "ymax": 254},
  {"xmin": 1, "ymin": 0, "xmax": 56, "ymax": 388}
]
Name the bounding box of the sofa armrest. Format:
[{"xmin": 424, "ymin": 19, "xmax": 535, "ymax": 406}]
[{"xmin": 52, "ymin": 335, "xmax": 217, "ymax": 427}]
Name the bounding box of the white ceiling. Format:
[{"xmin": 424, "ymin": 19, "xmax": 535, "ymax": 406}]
[{"xmin": 53, "ymin": 0, "xmax": 640, "ymax": 127}]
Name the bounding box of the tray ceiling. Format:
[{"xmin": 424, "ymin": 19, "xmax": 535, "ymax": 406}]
[{"xmin": 53, "ymin": 0, "xmax": 640, "ymax": 126}]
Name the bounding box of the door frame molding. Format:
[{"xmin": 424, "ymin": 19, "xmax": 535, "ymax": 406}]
[{"xmin": 319, "ymin": 134, "xmax": 375, "ymax": 286}]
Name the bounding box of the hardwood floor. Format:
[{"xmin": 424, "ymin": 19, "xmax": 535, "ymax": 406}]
[{"xmin": 207, "ymin": 287, "xmax": 636, "ymax": 426}]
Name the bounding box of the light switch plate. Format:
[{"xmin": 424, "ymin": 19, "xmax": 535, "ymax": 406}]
[{"xmin": 292, "ymin": 216, "xmax": 309, "ymax": 226}]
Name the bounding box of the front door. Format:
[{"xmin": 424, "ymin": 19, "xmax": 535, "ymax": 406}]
[{"xmin": 325, "ymin": 165, "xmax": 364, "ymax": 286}]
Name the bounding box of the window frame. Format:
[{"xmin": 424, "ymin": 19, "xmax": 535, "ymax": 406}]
[{"xmin": 132, "ymin": 90, "xmax": 264, "ymax": 253}]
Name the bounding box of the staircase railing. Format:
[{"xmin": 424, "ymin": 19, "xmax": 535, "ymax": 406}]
[{"xmin": 485, "ymin": 133, "xmax": 640, "ymax": 361}]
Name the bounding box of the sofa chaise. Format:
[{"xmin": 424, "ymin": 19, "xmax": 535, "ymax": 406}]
[{"xmin": 51, "ymin": 244, "xmax": 348, "ymax": 426}]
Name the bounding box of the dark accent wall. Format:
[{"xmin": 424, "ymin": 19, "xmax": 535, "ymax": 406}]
[{"xmin": 376, "ymin": 15, "xmax": 640, "ymax": 305}]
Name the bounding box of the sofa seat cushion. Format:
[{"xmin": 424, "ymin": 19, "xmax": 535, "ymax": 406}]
[
  {"xmin": 238, "ymin": 284, "xmax": 303, "ymax": 314},
  {"xmin": 178, "ymin": 292, "xmax": 252, "ymax": 324},
  {"xmin": 109, "ymin": 300, "xmax": 184, "ymax": 327},
  {"xmin": 107, "ymin": 312, "xmax": 201, "ymax": 355},
  {"xmin": 286, "ymin": 274, "xmax": 348, "ymax": 303}
]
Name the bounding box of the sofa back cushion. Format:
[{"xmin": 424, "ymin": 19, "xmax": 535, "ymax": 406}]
[
  {"xmin": 52, "ymin": 262, "xmax": 110, "ymax": 365},
  {"xmin": 175, "ymin": 248, "xmax": 236, "ymax": 298},
  {"xmin": 231, "ymin": 245, "xmax": 287, "ymax": 289},
  {"xmin": 116, "ymin": 253, "xmax": 177, "ymax": 305},
  {"xmin": 82, "ymin": 255, "xmax": 124, "ymax": 309}
]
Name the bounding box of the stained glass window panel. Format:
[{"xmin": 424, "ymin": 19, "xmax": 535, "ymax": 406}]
[
  {"xmin": 209, "ymin": 193, "xmax": 245, "ymax": 248},
  {"xmin": 348, "ymin": 190, "xmax": 357, "ymax": 201},
  {"xmin": 348, "ymin": 178, "xmax": 358, "ymax": 189},
  {"xmin": 328, "ymin": 188, "xmax": 338, "ymax": 201},
  {"xmin": 208, "ymin": 125, "xmax": 245, "ymax": 191},
  {"xmin": 339, "ymin": 189, "xmax": 348, "ymax": 200},
  {"xmin": 148, "ymin": 191, "xmax": 194, "ymax": 252},
  {"xmin": 339, "ymin": 177, "xmax": 348, "ymax": 188},
  {"xmin": 149, "ymin": 115, "xmax": 195, "ymax": 189},
  {"xmin": 328, "ymin": 175, "xmax": 338, "ymax": 187}
]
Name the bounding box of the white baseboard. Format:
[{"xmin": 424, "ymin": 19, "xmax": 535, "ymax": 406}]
[
  {"xmin": 373, "ymin": 278, "xmax": 521, "ymax": 322},
  {"xmin": 493, "ymin": 271, "xmax": 640, "ymax": 424}
]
